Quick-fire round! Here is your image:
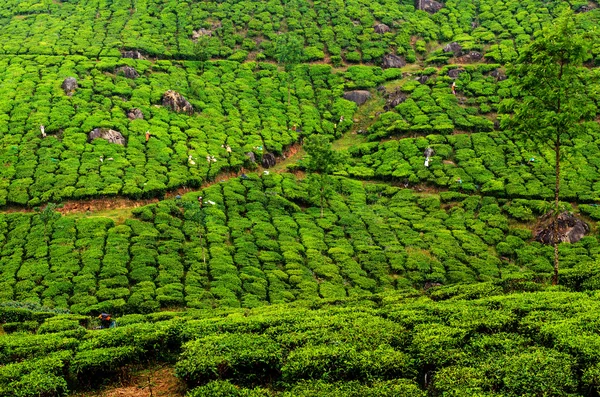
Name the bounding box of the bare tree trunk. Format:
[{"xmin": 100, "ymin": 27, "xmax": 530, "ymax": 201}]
[{"xmin": 553, "ymin": 136, "xmax": 560, "ymax": 285}]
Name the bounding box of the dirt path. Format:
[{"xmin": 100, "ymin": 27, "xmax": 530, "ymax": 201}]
[
  {"xmin": 0, "ymin": 142, "xmax": 307, "ymax": 217},
  {"xmin": 72, "ymin": 367, "xmax": 184, "ymax": 397}
]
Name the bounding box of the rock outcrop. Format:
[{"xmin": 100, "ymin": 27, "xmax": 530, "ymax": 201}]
[
  {"xmin": 127, "ymin": 108, "xmax": 144, "ymax": 120},
  {"xmin": 373, "ymin": 23, "xmax": 390, "ymax": 34},
  {"xmin": 490, "ymin": 69, "xmax": 507, "ymax": 81},
  {"xmin": 416, "ymin": 0, "xmax": 444, "ymax": 14},
  {"xmin": 261, "ymin": 153, "xmax": 276, "ymax": 168},
  {"xmin": 116, "ymin": 66, "xmax": 139, "ymax": 79},
  {"xmin": 192, "ymin": 28, "xmax": 213, "ymax": 41},
  {"xmin": 443, "ymin": 42, "xmax": 463, "ymax": 56},
  {"xmin": 162, "ymin": 90, "xmax": 194, "ymax": 114},
  {"xmin": 88, "ymin": 128, "xmax": 127, "ymax": 146},
  {"xmin": 416, "ymin": 75, "xmax": 430, "ymax": 84},
  {"xmin": 343, "ymin": 90, "xmax": 371, "ymax": 105},
  {"xmin": 458, "ymin": 51, "xmax": 483, "ymax": 63},
  {"xmin": 448, "ymin": 68, "xmax": 465, "ymax": 79},
  {"xmin": 246, "ymin": 152, "xmax": 256, "ymax": 163},
  {"xmin": 383, "ymin": 89, "xmax": 407, "ymax": 111},
  {"xmin": 122, "ymin": 50, "xmax": 145, "ymax": 59},
  {"xmin": 534, "ymin": 212, "xmax": 590, "ymax": 245},
  {"xmin": 382, "ymin": 54, "xmax": 406, "ymax": 69},
  {"xmin": 61, "ymin": 77, "xmax": 78, "ymax": 96}
]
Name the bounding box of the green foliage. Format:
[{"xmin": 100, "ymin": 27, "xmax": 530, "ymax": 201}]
[{"xmin": 176, "ymin": 333, "xmax": 282, "ymax": 387}]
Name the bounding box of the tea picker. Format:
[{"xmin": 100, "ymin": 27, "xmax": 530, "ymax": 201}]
[
  {"xmin": 98, "ymin": 313, "xmax": 116, "ymax": 329},
  {"xmin": 424, "ymin": 147, "xmax": 434, "ymax": 168}
]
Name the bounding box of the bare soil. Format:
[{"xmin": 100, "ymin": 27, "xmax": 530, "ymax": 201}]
[{"xmin": 73, "ymin": 367, "xmax": 184, "ymax": 397}]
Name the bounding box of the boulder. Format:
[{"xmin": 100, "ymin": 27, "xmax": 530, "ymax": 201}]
[
  {"xmin": 122, "ymin": 50, "xmax": 144, "ymax": 59},
  {"xmin": 577, "ymin": 4, "xmax": 594, "ymax": 13},
  {"xmin": 261, "ymin": 153, "xmax": 276, "ymax": 168},
  {"xmin": 343, "ymin": 90, "xmax": 371, "ymax": 105},
  {"xmin": 373, "ymin": 23, "xmax": 390, "ymax": 34},
  {"xmin": 416, "ymin": 75, "xmax": 429, "ymax": 84},
  {"xmin": 448, "ymin": 68, "xmax": 464, "ymax": 79},
  {"xmin": 384, "ymin": 89, "xmax": 407, "ymax": 111},
  {"xmin": 88, "ymin": 128, "xmax": 127, "ymax": 146},
  {"xmin": 127, "ymin": 108, "xmax": 144, "ymax": 120},
  {"xmin": 61, "ymin": 77, "xmax": 78, "ymax": 96},
  {"xmin": 382, "ymin": 54, "xmax": 406, "ymax": 69},
  {"xmin": 116, "ymin": 66, "xmax": 139, "ymax": 79},
  {"xmin": 162, "ymin": 90, "xmax": 194, "ymax": 114},
  {"xmin": 192, "ymin": 28, "xmax": 212, "ymax": 41},
  {"xmin": 424, "ymin": 281, "xmax": 442, "ymax": 290},
  {"xmin": 459, "ymin": 51, "xmax": 483, "ymax": 62},
  {"xmin": 416, "ymin": 0, "xmax": 444, "ymax": 14},
  {"xmin": 245, "ymin": 152, "xmax": 256, "ymax": 163},
  {"xmin": 443, "ymin": 42, "xmax": 463, "ymax": 56},
  {"xmin": 490, "ymin": 68, "xmax": 507, "ymax": 81},
  {"xmin": 534, "ymin": 212, "xmax": 590, "ymax": 245}
]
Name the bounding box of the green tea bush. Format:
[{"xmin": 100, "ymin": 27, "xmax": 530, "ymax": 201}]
[{"xmin": 176, "ymin": 333, "xmax": 282, "ymax": 387}]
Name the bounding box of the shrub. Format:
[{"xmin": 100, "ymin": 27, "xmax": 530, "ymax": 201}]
[
  {"xmin": 282, "ymin": 344, "xmax": 413, "ymax": 382},
  {"xmin": 176, "ymin": 333, "xmax": 282, "ymax": 387}
]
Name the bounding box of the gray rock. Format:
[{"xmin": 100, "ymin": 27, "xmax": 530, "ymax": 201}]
[
  {"xmin": 382, "ymin": 54, "xmax": 406, "ymax": 69},
  {"xmin": 416, "ymin": 0, "xmax": 444, "ymax": 14},
  {"xmin": 162, "ymin": 90, "xmax": 194, "ymax": 114},
  {"xmin": 192, "ymin": 28, "xmax": 212, "ymax": 41},
  {"xmin": 246, "ymin": 152, "xmax": 256, "ymax": 163},
  {"xmin": 343, "ymin": 90, "xmax": 371, "ymax": 105},
  {"xmin": 116, "ymin": 66, "xmax": 139, "ymax": 79},
  {"xmin": 127, "ymin": 108, "xmax": 144, "ymax": 120},
  {"xmin": 261, "ymin": 153, "xmax": 276, "ymax": 168},
  {"xmin": 384, "ymin": 89, "xmax": 407, "ymax": 111},
  {"xmin": 122, "ymin": 50, "xmax": 145, "ymax": 59},
  {"xmin": 490, "ymin": 69, "xmax": 507, "ymax": 81},
  {"xmin": 462, "ymin": 51, "xmax": 483, "ymax": 62},
  {"xmin": 61, "ymin": 77, "xmax": 78, "ymax": 96},
  {"xmin": 534, "ymin": 212, "xmax": 590, "ymax": 245},
  {"xmin": 448, "ymin": 68, "xmax": 464, "ymax": 79},
  {"xmin": 443, "ymin": 42, "xmax": 463, "ymax": 56},
  {"xmin": 416, "ymin": 75, "xmax": 429, "ymax": 84},
  {"xmin": 373, "ymin": 23, "xmax": 390, "ymax": 34},
  {"xmin": 88, "ymin": 128, "xmax": 127, "ymax": 146},
  {"xmin": 424, "ymin": 281, "xmax": 442, "ymax": 290},
  {"xmin": 577, "ymin": 4, "xmax": 594, "ymax": 13}
]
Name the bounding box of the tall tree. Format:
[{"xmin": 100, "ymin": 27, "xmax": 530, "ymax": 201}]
[
  {"xmin": 506, "ymin": 9, "xmax": 596, "ymax": 285},
  {"xmin": 275, "ymin": 33, "xmax": 304, "ymax": 106},
  {"xmin": 38, "ymin": 203, "xmax": 60, "ymax": 241},
  {"xmin": 304, "ymin": 135, "xmax": 342, "ymax": 218}
]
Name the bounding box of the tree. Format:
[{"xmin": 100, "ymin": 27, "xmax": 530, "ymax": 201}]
[
  {"xmin": 183, "ymin": 200, "xmax": 206, "ymax": 266},
  {"xmin": 304, "ymin": 135, "xmax": 343, "ymax": 218},
  {"xmin": 275, "ymin": 33, "xmax": 304, "ymax": 106},
  {"xmin": 505, "ymin": 9, "xmax": 597, "ymax": 285},
  {"xmin": 38, "ymin": 203, "xmax": 61, "ymax": 241},
  {"xmin": 194, "ymin": 35, "xmax": 212, "ymax": 71}
]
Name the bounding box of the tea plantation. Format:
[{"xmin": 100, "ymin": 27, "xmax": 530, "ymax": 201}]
[{"xmin": 2, "ymin": 0, "xmax": 600, "ymax": 396}]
